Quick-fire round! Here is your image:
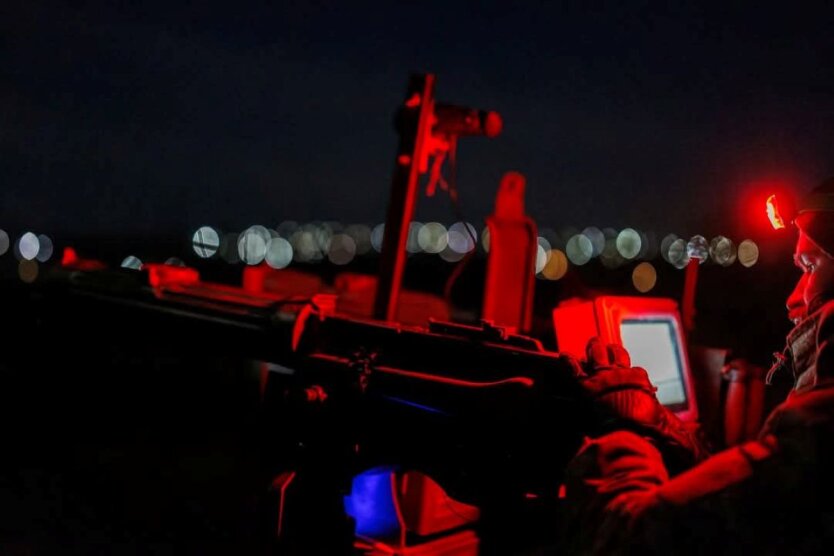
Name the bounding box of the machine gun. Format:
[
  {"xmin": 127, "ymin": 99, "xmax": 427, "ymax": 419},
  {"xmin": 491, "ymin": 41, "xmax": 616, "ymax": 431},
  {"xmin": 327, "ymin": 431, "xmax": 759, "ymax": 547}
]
[
  {"xmin": 19, "ymin": 259, "xmax": 590, "ymax": 553},
  {"xmin": 0, "ymin": 74, "xmax": 590, "ymax": 553}
]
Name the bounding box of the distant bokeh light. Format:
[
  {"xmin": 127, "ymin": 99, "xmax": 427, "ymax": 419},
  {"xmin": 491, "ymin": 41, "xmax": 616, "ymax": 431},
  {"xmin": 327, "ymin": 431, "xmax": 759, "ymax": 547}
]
[
  {"xmin": 439, "ymin": 245, "xmax": 466, "ymax": 263},
  {"xmin": 290, "ymin": 230, "xmax": 320, "ymax": 263},
  {"xmin": 738, "ymin": 239, "xmax": 759, "ymax": 267},
  {"xmin": 18, "ymin": 232, "xmax": 40, "ymax": 261},
  {"xmin": 600, "ymin": 237, "xmax": 625, "ymax": 269},
  {"xmin": 192, "ymin": 226, "xmax": 221, "ymax": 258},
  {"xmin": 311, "ymin": 222, "xmax": 334, "ymax": 253},
  {"xmin": 616, "ymin": 228, "xmax": 642, "ymax": 260},
  {"xmin": 238, "ymin": 226, "xmax": 270, "ymax": 265},
  {"xmin": 266, "ymin": 237, "xmax": 293, "ymax": 269},
  {"xmin": 536, "ymin": 237, "xmax": 552, "ymax": 274},
  {"xmin": 668, "ymin": 238, "xmax": 690, "ymax": 269},
  {"xmin": 560, "ymin": 227, "xmax": 580, "ymax": 248},
  {"xmin": 446, "ymin": 230, "xmax": 469, "ymax": 254},
  {"xmin": 632, "ymin": 262, "xmax": 657, "ymax": 293},
  {"xmin": 638, "ymin": 231, "xmax": 657, "ymax": 260},
  {"xmin": 418, "ymin": 222, "xmax": 448, "ymax": 254},
  {"xmin": 542, "ymin": 249, "xmax": 568, "ymax": 280},
  {"xmin": 328, "ymin": 234, "xmax": 357, "ymax": 265},
  {"xmin": 0, "ymin": 229, "xmax": 9, "ymax": 256},
  {"xmin": 406, "ymin": 222, "xmax": 424, "ymax": 253},
  {"xmin": 582, "ymin": 227, "xmax": 605, "ymax": 257},
  {"xmin": 566, "ymin": 234, "xmax": 593, "ymax": 265},
  {"xmin": 687, "ymin": 235, "xmax": 709, "ymax": 263},
  {"xmin": 249, "ymin": 225, "xmax": 272, "ymax": 242},
  {"xmin": 36, "ymin": 234, "xmax": 54, "ymax": 262},
  {"xmin": 371, "ymin": 224, "xmax": 385, "ymax": 252},
  {"xmin": 121, "ymin": 255, "xmax": 143, "ymax": 270},
  {"xmin": 18, "ymin": 260, "xmax": 38, "ymax": 283},
  {"xmin": 447, "ymin": 222, "xmax": 477, "ymax": 254},
  {"xmin": 345, "ymin": 224, "xmax": 372, "ymax": 255},
  {"xmin": 710, "ymin": 236, "xmax": 737, "ymax": 267},
  {"xmin": 660, "ymin": 234, "xmax": 679, "ymax": 263},
  {"xmin": 535, "ymin": 244, "xmax": 548, "ymax": 274}
]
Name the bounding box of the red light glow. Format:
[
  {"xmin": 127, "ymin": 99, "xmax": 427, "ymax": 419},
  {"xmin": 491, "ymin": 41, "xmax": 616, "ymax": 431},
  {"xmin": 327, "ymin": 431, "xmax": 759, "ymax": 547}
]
[
  {"xmin": 404, "ymin": 93, "xmax": 421, "ymax": 108},
  {"xmin": 737, "ymin": 179, "xmax": 798, "ymax": 237},
  {"xmin": 766, "ymin": 194, "xmax": 786, "ymax": 230},
  {"xmin": 144, "ymin": 263, "xmax": 200, "ymax": 288}
]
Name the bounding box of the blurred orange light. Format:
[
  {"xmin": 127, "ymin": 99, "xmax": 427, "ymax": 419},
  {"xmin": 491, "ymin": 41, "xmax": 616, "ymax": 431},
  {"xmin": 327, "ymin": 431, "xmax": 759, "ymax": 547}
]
[{"xmin": 766, "ymin": 194, "xmax": 786, "ymax": 230}]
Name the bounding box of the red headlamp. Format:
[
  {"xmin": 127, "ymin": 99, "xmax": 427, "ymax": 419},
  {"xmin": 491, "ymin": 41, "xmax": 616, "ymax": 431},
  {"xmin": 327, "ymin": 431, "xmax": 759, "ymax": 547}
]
[{"xmin": 766, "ymin": 194, "xmax": 786, "ymax": 230}]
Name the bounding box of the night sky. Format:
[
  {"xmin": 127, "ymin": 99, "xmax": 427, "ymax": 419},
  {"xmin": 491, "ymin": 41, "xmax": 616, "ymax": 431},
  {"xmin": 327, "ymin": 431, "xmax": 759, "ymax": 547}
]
[{"xmin": 2, "ymin": 1, "xmax": 834, "ymax": 238}]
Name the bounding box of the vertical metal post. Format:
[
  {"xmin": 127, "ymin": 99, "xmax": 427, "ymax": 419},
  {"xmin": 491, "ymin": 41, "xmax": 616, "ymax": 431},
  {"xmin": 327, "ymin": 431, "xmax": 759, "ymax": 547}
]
[
  {"xmin": 373, "ymin": 74, "xmax": 436, "ymax": 322},
  {"xmin": 482, "ymin": 172, "xmax": 537, "ymax": 333},
  {"xmin": 682, "ymin": 259, "xmax": 699, "ymax": 335}
]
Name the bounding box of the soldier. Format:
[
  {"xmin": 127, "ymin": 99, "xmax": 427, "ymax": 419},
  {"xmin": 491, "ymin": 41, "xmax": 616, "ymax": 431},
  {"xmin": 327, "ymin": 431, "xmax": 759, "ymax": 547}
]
[{"xmin": 563, "ymin": 178, "xmax": 834, "ymax": 554}]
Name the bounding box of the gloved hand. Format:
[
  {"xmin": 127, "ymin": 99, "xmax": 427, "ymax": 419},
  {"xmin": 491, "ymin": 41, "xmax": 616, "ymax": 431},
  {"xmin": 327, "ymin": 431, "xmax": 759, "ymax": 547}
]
[{"xmin": 575, "ymin": 337, "xmax": 708, "ymax": 473}]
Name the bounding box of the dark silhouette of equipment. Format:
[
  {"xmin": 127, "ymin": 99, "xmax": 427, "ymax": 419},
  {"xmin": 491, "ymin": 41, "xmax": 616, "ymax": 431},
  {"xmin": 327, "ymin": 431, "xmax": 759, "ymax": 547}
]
[
  {"xmin": 374, "ymin": 74, "xmax": 502, "ymax": 322},
  {"xmin": 35, "ymin": 253, "xmax": 589, "ymax": 553},
  {"xmin": 433, "ymin": 104, "xmax": 503, "ymax": 138},
  {"xmin": 482, "ymin": 171, "xmax": 538, "ymax": 333}
]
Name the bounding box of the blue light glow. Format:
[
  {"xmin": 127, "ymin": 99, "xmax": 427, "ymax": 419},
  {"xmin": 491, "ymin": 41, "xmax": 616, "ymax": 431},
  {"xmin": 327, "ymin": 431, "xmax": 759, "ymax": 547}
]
[{"xmin": 343, "ymin": 466, "xmax": 401, "ymax": 540}]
